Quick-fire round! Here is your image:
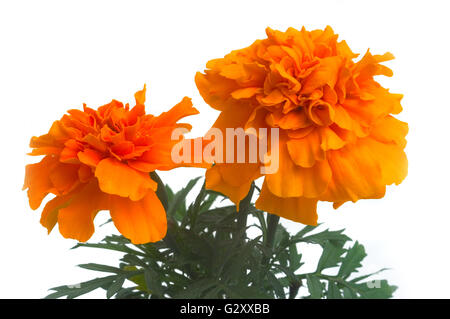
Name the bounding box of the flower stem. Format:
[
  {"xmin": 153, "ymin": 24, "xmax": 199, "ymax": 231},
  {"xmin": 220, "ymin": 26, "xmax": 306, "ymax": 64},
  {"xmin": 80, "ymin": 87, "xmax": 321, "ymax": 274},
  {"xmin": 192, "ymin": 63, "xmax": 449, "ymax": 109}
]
[
  {"xmin": 234, "ymin": 183, "xmax": 255, "ymax": 241},
  {"xmin": 150, "ymin": 171, "xmax": 169, "ymax": 211},
  {"xmin": 265, "ymin": 213, "xmax": 280, "ymax": 250},
  {"xmin": 261, "ymin": 213, "xmax": 280, "ymax": 267}
]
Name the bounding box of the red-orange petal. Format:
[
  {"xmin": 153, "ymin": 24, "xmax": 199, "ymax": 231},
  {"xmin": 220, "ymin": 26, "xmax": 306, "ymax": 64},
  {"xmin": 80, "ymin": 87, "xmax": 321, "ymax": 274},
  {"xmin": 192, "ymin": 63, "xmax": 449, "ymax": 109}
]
[
  {"xmin": 57, "ymin": 181, "xmax": 108, "ymax": 242},
  {"xmin": 95, "ymin": 158, "xmax": 157, "ymax": 201},
  {"xmin": 109, "ymin": 190, "xmax": 167, "ymax": 244}
]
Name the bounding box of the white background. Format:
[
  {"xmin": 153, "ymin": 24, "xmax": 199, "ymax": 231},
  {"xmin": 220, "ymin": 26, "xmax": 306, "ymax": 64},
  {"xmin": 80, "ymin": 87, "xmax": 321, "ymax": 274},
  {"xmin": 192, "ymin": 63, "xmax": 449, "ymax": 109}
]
[{"xmin": 1, "ymin": 0, "xmax": 449, "ymax": 298}]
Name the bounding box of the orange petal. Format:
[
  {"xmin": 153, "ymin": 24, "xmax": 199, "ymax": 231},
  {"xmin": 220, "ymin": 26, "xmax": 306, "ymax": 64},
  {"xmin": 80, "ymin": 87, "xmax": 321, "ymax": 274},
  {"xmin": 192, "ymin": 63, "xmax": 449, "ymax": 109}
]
[
  {"xmin": 287, "ymin": 129, "xmax": 324, "ymax": 167},
  {"xmin": 370, "ymin": 115, "xmax": 408, "ymax": 148},
  {"xmin": 153, "ymin": 97, "xmax": 199, "ymax": 127},
  {"xmin": 320, "ymin": 140, "xmax": 386, "ymax": 202},
  {"xmin": 57, "ymin": 181, "xmax": 108, "ymax": 242},
  {"xmin": 40, "ymin": 194, "xmax": 71, "ymax": 234},
  {"xmin": 231, "ymin": 87, "xmax": 262, "ymax": 99},
  {"xmin": 301, "ymin": 56, "xmax": 342, "ymax": 94},
  {"xmin": 265, "ymin": 139, "xmax": 331, "ymax": 198},
  {"xmin": 95, "ymin": 158, "xmax": 157, "ymax": 201},
  {"xmin": 195, "ymin": 71, "xmax": 240, "ymax": 111},
  {"xmin": 319, "ymin": 127, "xmax": 346, "ymax": 151},
  {"xmin": 255, "ymin": 181, "xmax": 318, "ymax": 225},
  {"xmin": 82, "ymin": 134, "xmax": 108, "ymax": 153},
  {"xmin": 364, "ymin": 137, "xmax": 408, "ymax": 186},
  {"xmin": 268, "ymin": 109, "xmax": 311, "ymax": 130},
  {"xmin": 23, "ymin": 156, "xmax": 59, "ymax": 210},
  {"xmin": 308, "ymin": 100, "xmax": 335, "ymax": 126},
  {"xmin": 78, "ymin": 148, "xmax": 103, "ymax": 167},
  {"xmin": 49, "ymin": 163, "xmax": 80, "ymax": 194},
  {"xmin": 109, "ymin": 190, "xmax": 167, "ymax": 244},
  {"xmin": 78, "ymin": 165, "xmax": 93, "ymax": 182},
  {"xmin": 135, "ymin": 84, "xmax": 146, "ymax": 105},
  {"xmin": 205, "ymin": 164, "xmax": 257, "ymax": 208}
]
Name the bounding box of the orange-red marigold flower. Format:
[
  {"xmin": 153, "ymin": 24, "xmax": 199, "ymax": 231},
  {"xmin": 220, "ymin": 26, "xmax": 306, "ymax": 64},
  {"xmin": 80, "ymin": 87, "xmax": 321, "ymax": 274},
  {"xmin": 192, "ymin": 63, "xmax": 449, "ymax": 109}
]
[
  {"xmin": 23, "ymin": 86, "xmax": 199, "ymax": 244},
  {"xmin": 196, "ymin": 26, "xmax": 408, "ymax": 225}
]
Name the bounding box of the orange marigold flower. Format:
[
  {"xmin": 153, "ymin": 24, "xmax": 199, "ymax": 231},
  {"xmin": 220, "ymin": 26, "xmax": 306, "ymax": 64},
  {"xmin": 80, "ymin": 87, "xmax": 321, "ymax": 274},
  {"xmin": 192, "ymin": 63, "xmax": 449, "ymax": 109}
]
[
  {"xmin": 196, "ymin": 26, "xmax": 408, "ymax": 225},
  {"xmin": 23, "ymin": 86, "xmax": 199, "ymax": 244}
]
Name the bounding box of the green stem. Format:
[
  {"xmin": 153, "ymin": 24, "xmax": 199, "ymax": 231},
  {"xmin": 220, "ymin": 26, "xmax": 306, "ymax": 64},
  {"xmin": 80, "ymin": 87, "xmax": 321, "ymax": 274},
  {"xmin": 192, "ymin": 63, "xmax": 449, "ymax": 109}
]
[
  {"xmin": 150, "ymin": 171, "xmax": 169, "ymax": 211},
  {"xmin": 261, "ymin": 213, "xmax": 280, "ymax": 267},
  {"xmin": 150, "ymin": 172, "xmax": 200, "ymax": 281},
  {"xmin": 234, "ymin": 183, "xmax": 255, "ymax": 241},
  {"xmin": 189, "ymin": 182, "xmax": 206, "ymax": 230},
  {"xmin": 289, "ymin": 282, "xmax": 301, "ymax": 299},
  {"xmin": 265, "ymin": 213, "xmax": 280, "ymax": 250}
]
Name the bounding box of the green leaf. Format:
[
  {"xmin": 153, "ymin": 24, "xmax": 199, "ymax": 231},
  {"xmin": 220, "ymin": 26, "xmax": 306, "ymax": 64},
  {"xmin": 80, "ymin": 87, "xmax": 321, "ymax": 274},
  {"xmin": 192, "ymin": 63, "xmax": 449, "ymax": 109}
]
[
  {"xmin": 316, "ymin": 241, "xmax": 346, "ymax": 272},
  {"xmin": 224, "ymin": 285, "xmax": 271, "ymax": 299},
  {"xmin": 106, "ymin": 276, "xmax": 126, "ymax": 299},
  {"xmin": 350, "ymin": 268, "xmax": 390, "ymax": 284},
  {"xmin": 72, "ymin": 242, "xmax": 146, "ymax": 257},
  {"xmin": 306, "ymin": 275, "xmax": 323, "ymax": 299},
  {"xmin": 167, "ymin": 176, "xmax": 201, "ymax": 218},
  {"xmin": 357, "ymin": 280, "xmax": 397, "ymax": 299},
  {"xmin": 78, "ymin": 263, "xmax": 123, "ymax": 274},
  {"xmin": 292, "ymin": 225, "xmax": 318, "ymax": 239},
  {"xmin": 266, "ymin": 271, "xmax": 286, "ymax": 299},
  {"xmin": 273, "ymin": 224, "xmax": 290, "ymax": 250},
  {"xmin": 45, "ymin": 276, "xmax": 117, "ymax": 299},
  {"xmin": 144, "ymin": 268, "xmax": 165, "ymax": 297},
  {"xmin": 342, "ymin": 286, "xmax": 358, "ymax": 298},
  {"xmin": 301, "ymin": 229, "xmax": 350, "ymax": 246},
  {"xmin": 173, "ymin": 279, "xmax": 218, "ymax": 299},
  {"xmin": 327, "ymin": 281, "xmax": 342, "ymax": 299},
  {"xmin": 338, "ymin": 241, "xmax": 367, "ymax": 278},
  {"xmin": 288, "ymin": 244, "xmax": 303, "ymax": 272}
]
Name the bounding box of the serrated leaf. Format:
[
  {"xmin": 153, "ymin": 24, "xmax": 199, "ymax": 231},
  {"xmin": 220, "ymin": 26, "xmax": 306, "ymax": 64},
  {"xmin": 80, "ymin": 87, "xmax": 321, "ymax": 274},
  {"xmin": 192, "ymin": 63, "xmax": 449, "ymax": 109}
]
[
  {"xmin": 350, "ymin": 268, "xmax": 390, "ymax": 284},
  {"xmin": 338, "ymin": 241, "xmax": 367, "ymax": 278},
  {"xmin": 327, "ymin": 281, "xmax": 342, "ymax": 299},
  {"xmin": 301, "ymin": 229, "xmax": 350, "ymax": 246},
  {"xmin": 266, "ymin": 271, "xmax": 286, "ymax": 299},
  {"xmin": 306, "ymin": 275, "xmax": 323, "ymax": 299},
  {"xmin": 288, "ymin": 244, "xmax": 302, "ymax": 272},
  {"xmin": 167, "ymin": 176, "xmax": 201, "ymax": 217},
  {"xmin": 224, "ymin": 285, "xmax": 271, "ymax": 299},
  {"xmin": 292, "ymin": 225, "xmax": 318, "ymax": 239},
  {"xmin": 174, "ymin": 279, "xmax": 218, "ymax": 299},
  {"xmin": 342, "ymin": 286, "xmax": 358, "ymax": 298},
  {"xmin": 358, "ymin": 280, "xmax": 397, "ymax": 299},
  {"xmin": 106, "ymin": 276, "xmax": 126, "ymax": 299},
  {"xmin": 45, "ymin": 276, "xmax": 117, "ymax": 299},
  {"xmin": 72, "ymin": 242, "xmax": 146, "ymax": 257},
  {"xmin": 78, "ymin": 263, "xmax": 123, "ymax": 274},
  {"xmin": 144, "ymin": 269, "xmax": 164, "ymax": 297},
  {"xmin": 273, "ymin": 224, "xmax": 290, "ymax": 249},
  {"xmin": 316, "ymin": 241, "xmax": 346, "ymax": 272}
]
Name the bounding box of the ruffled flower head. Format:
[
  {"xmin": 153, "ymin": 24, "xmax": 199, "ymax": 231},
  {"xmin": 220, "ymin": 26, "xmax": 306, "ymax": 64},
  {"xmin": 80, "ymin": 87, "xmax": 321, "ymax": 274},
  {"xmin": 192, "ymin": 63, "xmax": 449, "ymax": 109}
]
[
  {"xmin": 196, "ymin": 26, "xmax": 408, "ymax": 224},
  {"xmin": 24, "ymin": 86, "xmax": 199, "ymax": 244}
]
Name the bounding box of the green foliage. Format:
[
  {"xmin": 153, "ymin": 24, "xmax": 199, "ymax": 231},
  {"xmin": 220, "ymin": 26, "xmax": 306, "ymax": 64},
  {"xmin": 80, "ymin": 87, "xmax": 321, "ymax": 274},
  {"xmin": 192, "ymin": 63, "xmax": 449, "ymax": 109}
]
[{"xmin": 46, "ymin": 177, "xmax": 397, "ymax": 299}]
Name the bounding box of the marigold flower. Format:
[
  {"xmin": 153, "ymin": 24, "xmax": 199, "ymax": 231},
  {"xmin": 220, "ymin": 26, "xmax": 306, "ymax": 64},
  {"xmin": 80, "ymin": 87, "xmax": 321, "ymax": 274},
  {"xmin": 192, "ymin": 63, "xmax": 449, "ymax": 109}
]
[
  {"xmin": 196, "ymin": 26, "xmax": 408, "ymax": 225},
  {"xmin": 24, "ymin": 86, "xmax": 199, "ymax": 244}
]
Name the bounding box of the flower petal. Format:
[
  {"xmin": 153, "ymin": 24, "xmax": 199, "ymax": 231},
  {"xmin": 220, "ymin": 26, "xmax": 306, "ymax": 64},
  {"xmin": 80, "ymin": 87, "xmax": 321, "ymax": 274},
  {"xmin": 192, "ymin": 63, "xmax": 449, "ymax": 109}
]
[
  {"xmin": 95, "ymin": 158, "xmax": 156, "ymax": 201},
  {"xmin": 321, "ymin": 140, "xmax": 386, "ymax": 202},
  {"xmin": 153, "ymin": 97, "xmax": 199, "ymax": 127},
  {"xmin": 286, "ymin": 129, "xmax": 324, "ymax": 167},
  {"xmin": 23, "ymin": 156, "xmax": 59, "ymax": 210},
  {"xmin": 109, "ymin": 190, "xmax": 167, "ymax": 244},
  {"xmin": 40, "ymin": 194, "xmax": 71, "ymax": 234},
  {"xmin": 205, "ymin": 164, "xmax": 259, "ymax": 208},
  {"xmin": 57, "ymin": 181, "xmax": 107, "ymax": 242},
  {"xmin": 255, "ymin": 181, "xmax": 318, "ymax": 225},
  {"xmin": 266, "ymin": 139, "xmax": 331, "ymax": 198}
]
